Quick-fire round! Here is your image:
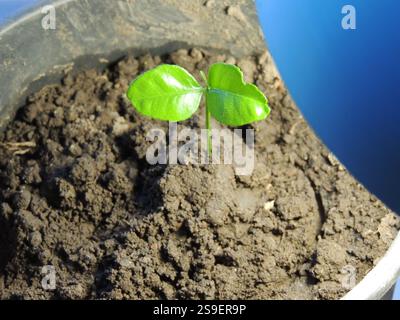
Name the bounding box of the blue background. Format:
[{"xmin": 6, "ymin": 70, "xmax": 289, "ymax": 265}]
[
  {"xmin": 256, "ymin": 0, "xmax": 400, "ymax": 216},
  {"xmin": 256, "ymin": 0, "xmax": 400, "ymax": 299},
  {"xmin": 0, "ymin": 0, "xmax": 43, "ymax": 25},
  {"xmin": 1, "ymin": 0, "xmax": 399, "ymax": 300}
]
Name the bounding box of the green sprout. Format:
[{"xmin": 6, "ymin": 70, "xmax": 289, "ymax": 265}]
[{"xmin": 126, "ymin": 63, "xmax": 270, "ymax": 155}]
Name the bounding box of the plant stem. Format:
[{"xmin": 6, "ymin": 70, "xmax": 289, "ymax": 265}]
[
  {"xmin": 200, "ymin": 71, "xmax": 212, "ymax": 157},
  {"xmin": 200, "ymin": 70, "xmax": 208, "ymax": 85},
  {"xmin": 206, "ymin": 98, "xmax": 212, "ymax": 157}
]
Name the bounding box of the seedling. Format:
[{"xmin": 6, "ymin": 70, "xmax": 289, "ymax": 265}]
[{"xmin": 126, "ymin": 63, "xmax": 270, "ymax": 154}]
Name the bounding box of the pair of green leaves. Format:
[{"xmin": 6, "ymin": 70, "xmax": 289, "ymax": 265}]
[{"xmin": 126, "ymin": 63, "xmax": 270, "ymax": 127}]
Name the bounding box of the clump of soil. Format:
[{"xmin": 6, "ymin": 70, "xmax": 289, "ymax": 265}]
[{"xmin": 0, "ymin": 48, "xmax": 398, "ymax": 299}]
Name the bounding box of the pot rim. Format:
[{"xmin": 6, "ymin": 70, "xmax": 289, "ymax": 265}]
[{"xmin": 342, "ymin": 231, "xmax": 400, "ymax": 300}]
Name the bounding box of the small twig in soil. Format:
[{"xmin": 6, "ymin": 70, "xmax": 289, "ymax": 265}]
[
  {"xmin": 0, "ymin": 141, "xmax": 36, "ymax": 155},
  {"xmin": 289, "ymin": 120, "xmax": 303, "ymax": 135}
]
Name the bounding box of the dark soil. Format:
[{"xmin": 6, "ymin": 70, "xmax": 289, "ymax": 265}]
[{"xmin": 0, "ymin": 48, "xmax": 398, "ymax": 299}]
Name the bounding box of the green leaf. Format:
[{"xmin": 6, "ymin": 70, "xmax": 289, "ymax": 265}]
[
  {"xmin": 127, "ymin": 64, "xmax": 204, "ymax": 121},
  {"xmin": 206, "ymin": 63, "xmax": 270, "ymax": 126}
]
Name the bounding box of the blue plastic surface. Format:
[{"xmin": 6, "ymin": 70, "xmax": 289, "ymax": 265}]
[{"xmin": 256, "ymin": 0, "xmax": 400, "ymax": 215}]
